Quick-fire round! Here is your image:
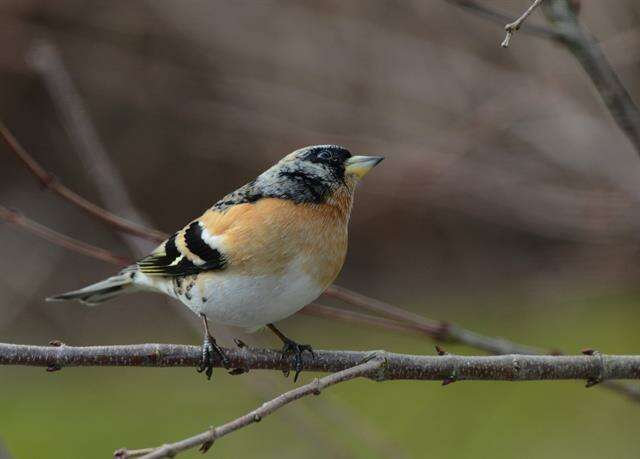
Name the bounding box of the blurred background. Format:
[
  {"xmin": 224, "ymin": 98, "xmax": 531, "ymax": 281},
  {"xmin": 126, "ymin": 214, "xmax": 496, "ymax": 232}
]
[{"xmin": 1, "ymin": 1, "xmax": 640, "ymax": 458}]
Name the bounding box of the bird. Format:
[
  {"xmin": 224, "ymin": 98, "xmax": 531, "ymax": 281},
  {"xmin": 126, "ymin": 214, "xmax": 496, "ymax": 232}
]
[{"xmin": 48, "ymin": 145, "xmax": 384, "ymax": 381}]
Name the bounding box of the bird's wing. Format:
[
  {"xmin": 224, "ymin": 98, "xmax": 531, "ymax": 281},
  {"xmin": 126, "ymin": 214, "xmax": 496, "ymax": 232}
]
[
  {"xmin": 137, "ymin": 219, "xmax": 228, "ymax": 277},
  {"xmin": 137, "ymin": 179, "xmax": 263, "ymax": 277}
]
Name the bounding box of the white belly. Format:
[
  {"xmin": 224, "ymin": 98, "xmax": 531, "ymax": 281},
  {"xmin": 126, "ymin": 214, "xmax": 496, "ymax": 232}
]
[{"xmin": 140, "ymin": 260, "xmax": 325, "ymax": 330}]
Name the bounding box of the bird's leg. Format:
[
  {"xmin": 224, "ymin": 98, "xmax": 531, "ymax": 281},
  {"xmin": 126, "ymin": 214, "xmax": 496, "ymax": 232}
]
[
  {"xmin": 267, "ymin": 323, "xmax": 315, "ymax": 382},
  {"xmin": 197, "ymin": 313, "xmax": 231, "ymax": 380}
]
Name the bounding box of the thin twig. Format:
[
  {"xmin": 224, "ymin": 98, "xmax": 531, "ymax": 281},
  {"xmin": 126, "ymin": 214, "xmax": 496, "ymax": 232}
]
[
  {"xmin": 325, "ymin": 284, "xmax": 541, "ymax": 354},
  {"xmin": 444, "ymin": 0, "xmax": 558, "ymax": 41},
  {"xmin": 303, "ymin": 303, "xmax": 435, "ymax": 336},
  {"xmin": 0, "ymin": 206, "xmax": 131, "ymax": 266},
  {"xmin": 3, "ymin": 342, "xmax": 640, "ymax": 382},
  {"xmin": 0, "ymin": 120, "xmax": 167, "ymax": 243},
  {"xmin": 541, "ymin": 0, "xmax": 640, "ymax": 155},
  {"xmin": 445, "ymin": 0, "xmax": 640, "ymax": 155},
  {"xmin": 501, "ymin": 0, "xmax": 545, "ymax": 48},
  {"xmin": 115, "ymin": 356, "xmax": 385, "ymax": 458}
]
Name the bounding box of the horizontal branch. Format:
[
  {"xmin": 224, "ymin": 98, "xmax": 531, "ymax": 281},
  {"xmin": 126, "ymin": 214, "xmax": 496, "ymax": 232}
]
[{"xmin": 3, "ymin": 342, "xmax": 640, "ymax": 383}]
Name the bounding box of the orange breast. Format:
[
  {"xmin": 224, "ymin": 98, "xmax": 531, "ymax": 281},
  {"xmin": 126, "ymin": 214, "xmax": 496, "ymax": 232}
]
[{"xmin": 200, "ymin": 193, "xmax": 352, "ymax": 288}]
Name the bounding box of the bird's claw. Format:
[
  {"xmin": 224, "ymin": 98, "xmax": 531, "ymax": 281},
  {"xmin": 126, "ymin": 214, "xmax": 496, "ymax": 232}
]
[
  {"xmin": 280, "ymin": 339, "xmax": 315, "ymax": 382},
  {"xmin": 197, "ymin": 334, "xmax": 230, "ymax": 380}
]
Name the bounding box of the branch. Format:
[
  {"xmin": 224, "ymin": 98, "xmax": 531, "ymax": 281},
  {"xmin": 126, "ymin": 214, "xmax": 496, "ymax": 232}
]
[
  {"xmin": 541, "ymin": 0, "xmax": 640, "ymax": 155},
  {"xmin": 444, "ymin": 0, "xmax": 558, "ymax": 41},
  {"xmin": 303, "ymin": 302, "xmax": 439, "ymax": 337},
  {"xmin": 445, "ymin": 0, "xmax": 640, "ymax": 156},
  {"xmin": 501, "ymin": 0, "xmax": 545, "ymax": 48},
  {"xmin": 325, "ymin": 284, "xmax": 541, "ymax": 354},
  {"xmin": 4, "ymin": 343, "xmax": 640, "ymax": 382},
  {"xmin": 0, "ymin": 205, "xmax": 131, "ymax": 266},
  {"xmin": 115, "ymin": 357, "xmax": 385, "ymax": 459},
  {"xmin": 0, "ymin": 120, "xmax": 167, "ymax": 242}
]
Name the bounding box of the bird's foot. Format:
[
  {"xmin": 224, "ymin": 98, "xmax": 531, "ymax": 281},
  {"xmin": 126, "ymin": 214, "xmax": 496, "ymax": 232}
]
[
  {"xmin": 280, "ymin": 338, "xmax": 315, "ymax": 382},
  {"xmin": 197, "ymin": 334, "xmax": 231, "ymax": 380}
]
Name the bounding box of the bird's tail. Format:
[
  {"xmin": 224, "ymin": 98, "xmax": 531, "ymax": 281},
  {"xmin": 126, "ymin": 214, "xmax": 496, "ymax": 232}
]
[{"xmin": 47, "ymin": 268, "xmax": 140, "ymax": 306}]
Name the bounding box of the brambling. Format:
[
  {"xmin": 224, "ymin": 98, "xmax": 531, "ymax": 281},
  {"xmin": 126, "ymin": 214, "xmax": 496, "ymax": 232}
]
[{"xmin": 48, "ymin": 145, "xmax": 383, "ymax": 380}]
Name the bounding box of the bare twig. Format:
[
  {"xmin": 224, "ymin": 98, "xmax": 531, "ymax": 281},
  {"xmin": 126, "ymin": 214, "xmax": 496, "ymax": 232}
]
[
  {"xmin": 541, "ymin": 0, "xmax": 640, "ymax": 155},
  {"xmin": 325, "ymin": 284, "xmax": 541, "ymax": 354},
  {"xmin": 445, "ymin": 0, "xmax": 640, "ymax": 156},
  {"xmin": 445, "ymin": 0, "xmax": 557, "ymax": 41},
  {"xmin": 303, "ymin": 302, "xmax": 435, "ymax": 336},
  {"xmin": 116, "ymin": 356, "xmax": 385, "ymax": 459},
  {"xmin": 0, "ymin": 120, "xmax": 167, "ymax": 243},
  {"xmin": 3, "ymin": 342, "xmax": 640, "ymax": 382},
  {"xmin": 0, "ymin": 206, "xmax": 131, "ymax": 266},
  {"xmin": 501, "ymin": 0, "xmax": 545, "ymax": 48}
]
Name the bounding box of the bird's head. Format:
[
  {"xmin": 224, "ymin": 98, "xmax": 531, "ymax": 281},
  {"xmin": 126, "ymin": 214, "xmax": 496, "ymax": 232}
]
[
  {"xmin": 285, "ymin": 144, "xmax": 383, "ymax": 183},
  {"xmin": 257, "ymin": 145, "xmax": 383, "ymax": 205},
  {"xmin": 212, "ymin": 145, "xmax": 383, "ymax": 214}
]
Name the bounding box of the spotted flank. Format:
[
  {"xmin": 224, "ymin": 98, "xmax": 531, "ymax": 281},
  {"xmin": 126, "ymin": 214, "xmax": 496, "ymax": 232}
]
[{"xmin": 138, "ymin": 223, "xmax": 227, "ymax": 277}]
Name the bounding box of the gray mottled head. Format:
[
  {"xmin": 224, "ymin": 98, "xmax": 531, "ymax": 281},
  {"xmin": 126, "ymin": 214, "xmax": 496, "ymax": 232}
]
[{"xmin": 213, "ymin": 145, "xmax": 383, "ymax": 210}]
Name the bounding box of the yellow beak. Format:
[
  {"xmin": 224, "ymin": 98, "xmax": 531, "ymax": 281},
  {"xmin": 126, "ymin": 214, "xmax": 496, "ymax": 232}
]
[{"xmin": 345, "ymin": 155, "xmax": 384, "ymax": 179}]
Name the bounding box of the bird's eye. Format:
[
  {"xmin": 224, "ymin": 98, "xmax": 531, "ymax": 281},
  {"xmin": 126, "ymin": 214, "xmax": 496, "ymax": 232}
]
[{"xmin": 318, "ymin": 150, "xmax": 333, "ymax": 161}]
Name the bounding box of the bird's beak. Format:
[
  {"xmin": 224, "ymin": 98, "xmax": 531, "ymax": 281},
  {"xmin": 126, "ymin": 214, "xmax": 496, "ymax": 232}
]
[{"xmin": 344, "ymin": 155, "xmax": 384, "ymax": 179}]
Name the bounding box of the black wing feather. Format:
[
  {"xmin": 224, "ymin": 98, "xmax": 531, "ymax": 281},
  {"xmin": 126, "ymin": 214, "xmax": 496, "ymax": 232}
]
[
  {"xmin": 137, "ymin": 227, "xmax": 226, "ymax": 277},
  {"xmin": 184, "ymin": 222, "xmax": 226, "ymax": 270}
]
